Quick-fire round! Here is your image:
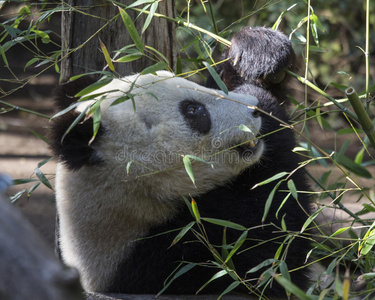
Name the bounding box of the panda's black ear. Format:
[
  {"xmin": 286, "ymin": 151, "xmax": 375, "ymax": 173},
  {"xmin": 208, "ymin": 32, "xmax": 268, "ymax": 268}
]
[
  {"xmin": 54, "ymin": 75, "xmax": 97, "ymax": 110},
  {"xmin": 50, "ymin": 75, "xmax": 104, "ymax": 171},
  {"xmin": 207, "ymin": 27, "xmax": 295, "ymax": 94}
]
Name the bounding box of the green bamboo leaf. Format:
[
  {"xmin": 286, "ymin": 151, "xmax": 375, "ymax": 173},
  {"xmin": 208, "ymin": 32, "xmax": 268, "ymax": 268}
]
[
  {"xmin": 170, "ymin": 221, "xmax": 195, "ymax": 247},
  {"xmin": 183, "ymin": 155, "xmax": 195, "ymax": 186},
  {"xmin": 203, "ymin": 61, "xmax": 228, "ymax": 95},
  {"xmin": 157, "ymin": 263, "xmax": 196, "ymax": 296},
  {"xmin": 126, "ymin": 0, "xmax": 154, "ymax": 8},
  {"xmin": 360, "ymin": 221, "xmax": 375, "ymax": 256},
  {"xmin": 145, "ymin": 45, "xmax": 169, "ymax": 63},
  {"xmin": 27, "ymin": 128, "xmax": 48, "ymax": 144},
  {"xmin": 34, "ymin": 167, "xmax": 53, "ymax": 190},
  {"xmin": 287, "ymin": 179, "xmax": 298, "ymax": 200},
  {"xmin": 330, "ymin": 226, "xmax": 350, "ymax": 237},
  {"xmin": 51, "ymin": 102, "xmax": 81, "ymax": 119},
  {"xmin": 99, "ymin": 38, "xmax": 114, "ymax": 71},
  {"xmin": 197, "ymin": 270, "xmax": 228, "ymax": 294},
  {"xmin": 61, "ymin": 105, "xmax": 90, "ymax": 144},
  {"xmin": 13, "ymin": 178, "xmax": 38, "ymax": 185},
  {"xmin": 126, "ymin": 161, "xmax": 132, "ymax": 174},
  {"xmin": 141, "ymin": 61, "xmax": 168, "ymax": 75},
  {"xmin": 276, "ymin": 193, "xmax": 291, "ymax": 219},
  {"xmin": 119, "ymin": 8, "xmax": 144, "ymax": 52},
  {"xmin": 252, "ymin": 172, "xmax": 289, "ymax": 189},
  {"xmin": 116, "ymin": 53, "xmax": 142, "ymax": 63},
  {"xmin": 336, "ymin": 154, "xmax": 372, "ymax": 178},
  {"xmin": 225, "ymin": 230, "xmax": 248, "ymax": 263},
  {"xmin": 24, "ymin": 57, "xmax": 39, "ymax": 70},
  {"xmin": 218, "ymin": 281, "xmax": 240, "ymax": 299},
  {"xmin": 89, "ymin": 105, "xmax": 101, "ymax": 145},
  {"xmin": 0, "ymin": 45, "xmax": 9, "ymax": 68},
  {"xmin": 110, "ymin": 95, "xmax": 131, "ymax": 106},
  {"xmin": 202, "ymin": 218, "xmax": 247, "ymax": 231},
  {"xmin": 238, "ymin": 124, "xmax": 254, "ymax": 133},
  {"xmin": 279, "ymin": 261, "xmax": 291, "ymax": 283},
  {"xmin": 191, "ymin": 199, "xmax": 201, "ymax": 224},
  {"xmin": 262, "ymin": 181, "xmax": 282, "ymax": 223},
  {"xmin": 247, "ymin": 258, "xmax": 277, "ymax": 274},
  {"xmin": 142, "ymin": 2, "xmax": 158, "ymax": 33},
  {"xmin": 300, "ymin": 206, "xmax": 325, "ymax": 233},
  {"xmin": 75, "ymin": 77, "xmax": 113, "ymax": 97},
  {"xmin": 27, "ymin": 182, "xmax": 41, "ymax": 197},
  {"xmin": 274, "ymin": 275, "xmax": 312, "ymax": 300}
]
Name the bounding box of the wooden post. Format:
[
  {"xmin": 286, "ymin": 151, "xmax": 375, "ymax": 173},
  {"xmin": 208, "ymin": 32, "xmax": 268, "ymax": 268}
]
[{"xmin": 61, "ymin": 0, "xmax": 176, "ymax": 81}]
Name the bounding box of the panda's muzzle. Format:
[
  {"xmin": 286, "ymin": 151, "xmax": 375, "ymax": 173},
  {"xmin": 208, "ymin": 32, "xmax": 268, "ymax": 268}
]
[{"xmin": 234, "ymin": 136, "xmax": 261, "ymax": 156}]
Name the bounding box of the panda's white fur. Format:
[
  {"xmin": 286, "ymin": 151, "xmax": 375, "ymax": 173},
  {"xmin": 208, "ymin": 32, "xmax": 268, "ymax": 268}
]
[{"xmin": 55, "ymin": 71, "xmax": 264, "ymax": 291}]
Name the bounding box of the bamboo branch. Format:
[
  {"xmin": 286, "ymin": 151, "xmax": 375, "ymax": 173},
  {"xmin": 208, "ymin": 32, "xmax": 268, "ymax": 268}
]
[{"xmin": 345, "ymin": 87, "xmax": 375, "ymax": 149}]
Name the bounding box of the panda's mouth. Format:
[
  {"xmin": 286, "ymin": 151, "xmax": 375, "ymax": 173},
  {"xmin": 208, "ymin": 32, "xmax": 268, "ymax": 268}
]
[{"xmin": 234, "ymin": 137, "xmax": 261, "ymax": 155}]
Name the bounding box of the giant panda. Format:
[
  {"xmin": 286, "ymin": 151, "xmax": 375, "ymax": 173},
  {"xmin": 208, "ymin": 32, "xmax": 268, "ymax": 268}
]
[{"xmin": 50, "ymin": 27, "xmax": 311, "ymax": 297}]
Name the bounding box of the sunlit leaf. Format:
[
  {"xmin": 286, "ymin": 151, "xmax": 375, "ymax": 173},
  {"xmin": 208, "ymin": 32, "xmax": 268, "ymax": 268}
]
[
  {"xmin": 99, "ymin": 37, "xmax": 115, "ymax": 71},
  {"xmin": 119, "ymin": 8, "xmax": 144, "ymax": 52}
]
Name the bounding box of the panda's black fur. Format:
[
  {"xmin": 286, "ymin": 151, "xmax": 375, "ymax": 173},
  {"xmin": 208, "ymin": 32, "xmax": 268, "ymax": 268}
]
[{"xmin": 51, "ymin": 27, "xmax": 311, "ymax": 297}]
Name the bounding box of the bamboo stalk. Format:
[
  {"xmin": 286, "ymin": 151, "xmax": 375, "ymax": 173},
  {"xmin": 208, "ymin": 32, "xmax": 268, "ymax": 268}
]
[{"xmin": 345, "ymin": 87, "xmax": 375, "ymax": 149}]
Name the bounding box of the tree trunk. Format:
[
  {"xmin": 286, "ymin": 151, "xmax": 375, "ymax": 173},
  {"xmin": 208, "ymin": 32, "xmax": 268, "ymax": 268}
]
[{"xmin": 61, "ymin": 0, "xmax": 176, "ymax": 81}]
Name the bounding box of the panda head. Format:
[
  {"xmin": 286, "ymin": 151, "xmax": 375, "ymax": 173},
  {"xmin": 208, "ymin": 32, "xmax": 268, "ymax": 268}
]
[{"xmin": 51, "ymin": 71, "xmax": 264, "ymax": 201}]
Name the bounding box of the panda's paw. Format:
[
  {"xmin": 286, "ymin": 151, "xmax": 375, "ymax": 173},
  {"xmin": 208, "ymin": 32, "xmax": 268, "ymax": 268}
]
[{"xmin": 227, "ymin": 27, "xmax": 295, "ymax": 86}]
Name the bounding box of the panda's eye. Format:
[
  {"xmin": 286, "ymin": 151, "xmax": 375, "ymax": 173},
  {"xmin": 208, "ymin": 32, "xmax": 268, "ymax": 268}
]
[
  {"xmin": 187, "ymin": 104, "xmax": 203, "ymax": 115},
  {"xmin": 179, "ymin": 100, "xmax": 211, "ymax": 135}
]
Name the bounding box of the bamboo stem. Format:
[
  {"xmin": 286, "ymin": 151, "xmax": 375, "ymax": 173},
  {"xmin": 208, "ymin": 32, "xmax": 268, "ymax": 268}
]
[
  {"xmin": 345, "ymin": 87, "xmax": 375, "ymax": 149},
  {"xmin": 286, "ymin": 70, "xmax": 359, "ymax": 122},
  {"xmin": 0, "ymin": 100, "xmax": 50, "ymax": 119}
]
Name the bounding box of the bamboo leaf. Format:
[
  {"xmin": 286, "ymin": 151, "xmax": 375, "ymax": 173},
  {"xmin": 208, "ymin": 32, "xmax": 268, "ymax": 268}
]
[
  {"xmin": 99, "ymin": 37, "xmax": 115, "ymax": 71},
  {"xmin": 201, "ymin": 218, "xmax": 247, "ymax": 231},
  {"xmin": 287, "ymin": 179, "xmax": 298, "ymax": 200},
  {"xmin": 75, "ymin": 77, "xmax": 113, "ymax": 97},
  {"xmin": 262, "ymin": 181, "xmax": 282, "ymax": 223},
  {"xmin": 116, "ymin": 53, "xmax": 142, "ymax": 63},
  {"xmin": 61, "ymin": 105, "xmax": 90, "ymax": 144},
  {"xmin": 89, "ymin": 104, "xmax": 101, "ymax": 145},
  {"xmin": 203, "ymin": 61, "xmax": 228, "ymax": 95},
  {"xmin": 218, "ymin": 281, "xmax": 240, "ymax": 299},
  {"xmin": 274, "ymin": 275, "xmax": 313, "ymax": 300},
  {"xmin": 300, "ymin": 206, "xmax": 325, "ymax": 233},
  {"xmin": 252, "ymin": 172, "xmax": 289, "ymax": 189},
  {"xmin": 170, "ymin": 221, "xmax": 195, "ymax": 247},
  {"xmin": 191, "ymin": 199, "xmax": 201, "ymax": 224},
  {"xmin": 141, "ymin": 61, "xmax": 168, "ymax": 75},
  {"xmin": 34, "ymin": 167, "xmax": 53, "ymax": 190},
  {"xmin": 142, "ymin": 1, "xmax": 158, "ymax": 33},
  {"xmin": 197, "ymin": 270, "xmax": 228, "ymax": 294},
  {"xmin": 247, "ymin": 258, "xmax": 277, "ymax": 274},
  {"xmin": 110, "ymin": 95, "xmax": 131, "ymax": 106},
  {"xmin": 157, "ymin": 263, "xmax": 196, "ymax": 296},
  {"xmin": 183, "ymin": 155, "xmax": 195, "ymax": 186},
  {"xmin": 119, "ymin": 8, "xmax": 144, "ymax": 52},
  {"xmin": 225, "ymin": 230, "xmax": 248, "ymax": 263}
]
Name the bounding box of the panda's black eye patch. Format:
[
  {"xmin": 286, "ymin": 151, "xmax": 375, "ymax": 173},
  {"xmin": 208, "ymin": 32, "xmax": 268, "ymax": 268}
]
[{"xmin": 179, "ymin": 100, "xmax": 211, "ymax": 135}]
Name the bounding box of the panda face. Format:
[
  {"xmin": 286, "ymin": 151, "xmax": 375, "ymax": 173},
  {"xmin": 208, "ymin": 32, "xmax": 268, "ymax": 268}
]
[{"xmin": 71, "ymin": 71, "xmax": 263, "ymax": 199}]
